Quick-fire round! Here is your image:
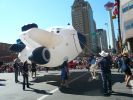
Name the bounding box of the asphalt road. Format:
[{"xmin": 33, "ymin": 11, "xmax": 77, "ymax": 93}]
[{"xmin": 0, "ymin": 69, "xmax": 133, "ymax": 100}]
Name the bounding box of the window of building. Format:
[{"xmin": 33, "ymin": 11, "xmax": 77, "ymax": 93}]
[
  {"xmin": 124, "ymin": 19, "xmax": 133, "ymax": 30},
  {"xmin": 129, "ymin": 1, "xmax": 133, "ymax": 10},
  {"xmin": 122, "ymin": 1, "xmax": 133, "ymax": 13}
]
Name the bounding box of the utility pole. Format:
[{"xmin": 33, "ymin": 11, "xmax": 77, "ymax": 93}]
[{"xmin": 116, "ymin": 0, "xmax": 123, "ymax": 53}]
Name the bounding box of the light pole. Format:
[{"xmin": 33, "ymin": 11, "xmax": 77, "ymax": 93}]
[
  {"xmin": 105, "ymin": 23, "xmax": 111, "ymax": 49},
  {"xmin": 116, "ymin": 0, "xmax": 122, "ymax": 53}
]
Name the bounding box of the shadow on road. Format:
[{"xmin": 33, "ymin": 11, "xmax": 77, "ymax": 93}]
[
  {"xmin": 111, "ymin": 91, "xmax": 133, "ymax": 97},
  {"xmin": 0, "ymin": 83, "xmax": 6, "ymax": 86},
  {"xmin": 0, "ymin": 79, "xmax": 6, "ymax": 81},
  {"xmin": 30, "ymin": 87, "xmax": 53, "ymax": 95},
  {"xmin": 59, "ymin": 73, "xmax": 103, "ymax": 96},
  {"xmin": 0, "ymin": 79, "xmax": 6, "ymax": 86},
  {"xmin": 59, "ymin": 72, "xmax": 132, "ymax": 97},
  {"xmin": 30, "ymin": 74, "xmax": 60, "ymax": 85},
  {"xmin": 111, "ymin": 73, "xmax": 125, "ymax": 84},
  {"xmin": 22, "ymin": 87, "xmax": 53, "ymax": 95},
  {"xmin": 28, "ymin": 71, "xmax": 132, "ymax": 97}
]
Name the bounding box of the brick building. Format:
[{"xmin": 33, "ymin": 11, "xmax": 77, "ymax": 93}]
[{"xmin": 0, "ymin": 42, "xmax": 17, "ymax": 63}]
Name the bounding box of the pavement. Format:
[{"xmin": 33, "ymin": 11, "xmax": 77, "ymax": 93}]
[{"xmin": 0, "ymin": 69, "xmax": 133, "ymax": 100}]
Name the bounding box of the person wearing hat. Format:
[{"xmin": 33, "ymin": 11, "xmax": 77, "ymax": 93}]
[
  {"xmin": 60, "ymin": 56, "xmax": 69, "ymax": 88},
  {"xmin": 121, "ymin": 52, "xmax": 132, "ymax": 87},
  {"xmin": 98, "ymin": 51, "xmax": 112, "ymax": 96}
]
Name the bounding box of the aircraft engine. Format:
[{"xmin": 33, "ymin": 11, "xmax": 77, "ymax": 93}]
[{"xmin": 28, "ymin": 47, "xmax": 50, "ymax": 64}]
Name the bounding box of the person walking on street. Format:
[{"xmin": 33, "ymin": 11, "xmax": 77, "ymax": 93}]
[
  {"xmin": 22, "ymin": 61, "xmax": 30, "ymax": 90},
  {"xmin": 90, "ymin": 55, "xmax": 97, "ymax": 79},
  {"xmin": 13, "ymin": 58, "xmax": 20, "ymax": 83},
  {"xmin": 121, "ymin": 52, "xmax": 132, "ymax": 87},
  {"xmin": 98, "ymin": 51, "xmax": 112, "ymax": 96},
  {"xmin": 31, "ymin": 62, "xmax": 37, "ymax": 78},
  {"xmin": 60, "ymin": 56, "xmax": 69, "ymax": 88}
]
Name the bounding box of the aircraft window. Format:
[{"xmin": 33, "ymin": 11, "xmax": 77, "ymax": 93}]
[
  {"xmin": 57, "ymin": 30, "xmax": 60, "ymax": 33},
  {"xmin": 56, "ymin": 28, "xmax": 61, "ymax": 33}
]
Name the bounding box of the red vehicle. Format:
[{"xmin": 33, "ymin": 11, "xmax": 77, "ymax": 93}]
[{"xmin": 68, "ymin": 60, "xmax": 77, "ymax": 69}]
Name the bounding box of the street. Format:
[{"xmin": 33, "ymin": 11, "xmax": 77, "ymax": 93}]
[{"xmin": 0, "ymin": 69, "xmax": 133, "ymax": 100}]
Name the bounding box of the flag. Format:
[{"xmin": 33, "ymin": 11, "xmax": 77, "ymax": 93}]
[
  {"xmin": 114, "ymin": 0, "xmax": 118, "ymax": 6},
  {"xmin": 113, "ymin": 7, "xmax": 118, "ymax": 15}
]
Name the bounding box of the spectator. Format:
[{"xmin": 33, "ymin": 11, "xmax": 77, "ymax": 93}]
[
  {"xmin": 60, "ymin": 56, "xmax": 69, "ymax": 88},
  {"xmin": 13, "ymin": 58, "xmax": 20, "ymax": 83},
  {"xmin": 121, "ymin": 52, "xmax": 132, "ymax": 87},
  {"xmin": 90, "ymin": 56, "xmax": 97, "ymax": 79},
  {"xmin": 31, "ymin": 62, "xmax": 37, "ymax": 78},
  {"xmin": 22, "ymin": 61, "xmax": 30, "ymax": 90},
  {"xmin": 98, "ymin": 51, "xmax": 112, "ymax": 96}
]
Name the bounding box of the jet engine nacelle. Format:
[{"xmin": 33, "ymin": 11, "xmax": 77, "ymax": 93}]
[{"xmin": 28, "ymin": 47, "xmax": 50, "ymax": 64}]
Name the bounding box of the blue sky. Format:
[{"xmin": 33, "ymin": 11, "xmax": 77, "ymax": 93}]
[{"xmin": 0, "ymin": 0, "xmax": 117, "ymax": 44}]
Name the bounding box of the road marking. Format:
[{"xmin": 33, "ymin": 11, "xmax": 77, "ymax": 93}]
[{"xmin": 37, "ymin": 72, "xmax": 88, "ymax": 100}]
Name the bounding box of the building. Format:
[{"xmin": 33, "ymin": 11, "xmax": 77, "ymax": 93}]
[
  {"xmin": 0, "ymin": 42, "xmax": 17, "ymax": 63},
  {"xmin": 120, "ymin": 0, "xmax": 133, "ymax": 53},
  {"xmin": 96, "ymin": 29, "xmax": 108, "ymax": 53},
  {"xmin": 71, "ymin": 0, "xmax": 97, "ymax": 54}
]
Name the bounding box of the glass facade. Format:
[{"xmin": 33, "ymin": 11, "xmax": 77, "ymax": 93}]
[
  {"xmin": 122, "ymin": 0, "xmax": 133, "ymax": 13},
  {"xmin": 124, "ymin": 19, "xmax": 133, "ymax": 30}
]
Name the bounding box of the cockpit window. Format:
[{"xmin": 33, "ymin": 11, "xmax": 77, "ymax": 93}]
[
  {"xmin": 16, "ymin": 39, "xmax": 24, "ymax": 45},
  {"xmin": 56, "ymin": 28, "xmax": 60, "ymax": 33},
  {"xmin": 50, "ymin": 28, "xmax": 61, "ymax": 33},
  {"xmin": 57, "ymin": 30, "xmax": 60, "ymax": 33}
]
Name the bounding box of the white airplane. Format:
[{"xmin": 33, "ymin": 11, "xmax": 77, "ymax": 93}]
[{"xmin": 10, "ymin": 23, "xmax": 86, "ymax": 67}]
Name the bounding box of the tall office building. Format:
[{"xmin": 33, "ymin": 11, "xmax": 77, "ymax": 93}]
[
  {"xmin": 71, "ymin": 0, "xmax": 97, "ymax": 54},
  {"xmin": 96, "ymin": 29, "xmax": 108, "ymax": 52}
]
